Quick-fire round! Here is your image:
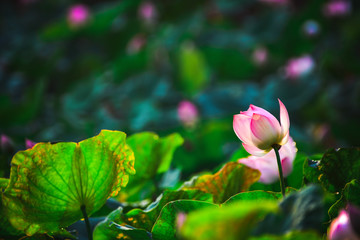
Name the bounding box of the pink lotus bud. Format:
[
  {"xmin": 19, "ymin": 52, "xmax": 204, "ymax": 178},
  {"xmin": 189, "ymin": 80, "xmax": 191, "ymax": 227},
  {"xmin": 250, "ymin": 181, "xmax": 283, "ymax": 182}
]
[
  {"xmin": 233, "ymin": 99, "xmax": 290, "ymax": 157},
  {"xmin": 303, "ymin": 20, "xmax": 320, "ymax": 37},
  {"xmin": 25, "ymin": 139, "xmax": 36, "ymax": 149},
  {"xmin": 138, "ymin": 1, "xmax": 157, "ymax": 24},
  {"xmin": 323, "ymin": 0, "xmax": 351, "ymax": 17},
  {"xmin": 252, "ymin": 47, "xmax": 268, "ymax": 66},
  {"xmin": 258, "ymin": 0, "xmax": 288, "ymax": 6},
  {"xmin": 67, "ymin": 4, "xmax": 90, "ymax": 28},
  {"xmin": 126, "ymin": 34, "xmax": 146, "ymax": 54},
  {"xmin": 177, "ymin": 101, "xmax": 199, "ymax": 128},
  {"xmin": 329, "ymin": 207, "xmax": 360, "ymax": 240},
  {"xmin": 238, "ymin": 137, "xmax": 297, "ymax": 184},
  {"xmin": 284, "ymin": 55, "xmax": 314, "ymax": 79}
]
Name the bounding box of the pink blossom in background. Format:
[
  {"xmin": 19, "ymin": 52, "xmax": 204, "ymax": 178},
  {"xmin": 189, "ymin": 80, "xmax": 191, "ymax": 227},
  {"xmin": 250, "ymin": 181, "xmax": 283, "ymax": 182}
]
[
  {"xmin": 258, "ymin": 0, "xmax": 288, "ymax": 6},
  {"xmin": 284, "ymin": 55, "xmax": 314, "ymax": 79},
  {"xmin": 0, "ymin": 134, "xmax": 14, "ymax": 152},
  {"xmin": 233, "ymin": 99, "xmax": 290, "ymax": 157},
  {"xmin": 176, "ymin": 212, "xmax": 187, "ymax": 230},
  {"xmin": 67, "ymin": 4, "xmax": 90, "ymax": 27},
  {"xmin": 323, "ymin": 0, "xmax": 351, "ymax": 17},
  {"xmin": 252, "ymin": 47, "xmax": 268, "ymax": 65},
  {"xmin": 238, "ymin": 137, "xmax": 297, "ymax": 184},
  {"xmin": 25, "ymin": 139, "xmax": 36, "ymax": 149},
  {"xmin": 1, "ymin": 134, "xmax": 13, "ymax": 152},
  {"xmin": 329, "ymin": 206, "xmax": 360, "ymax": 240},
  {"xmin": 178, "ymin": 101, "xmax": 199, "ymax": 128},
  {"xmin": 138, "ymin": 1, "xmax": 157, "ymax": 24},
  {"xmin": 126, "ymin": 34, "xmax": 146, "ymax": 54}
]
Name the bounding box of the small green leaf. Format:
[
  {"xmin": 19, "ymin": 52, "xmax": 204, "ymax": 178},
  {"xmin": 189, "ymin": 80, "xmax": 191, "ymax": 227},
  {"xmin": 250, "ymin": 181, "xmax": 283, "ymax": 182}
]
[
  {"xmin": 180, "ymin": 200, "xmax": 278, "ymax": 240},
  {"xmin": 116, "ymin": 132, "xmax": 183, "ymax": 202},
  {"xmin": 328, "ymin": 179, "xmax": 360, "ymax": 219},
  {"xmin": 2, "ymin": 130, "xmax": 135, "ymax": 236},
  {"xmin": 181, "ymin": 162, "xmax": 260, "ymax": 203},
  {"xmin": 304, "ymin": 148, "xmax": 360, "ymax": 193},
  {"xmin": 152, "ymin": 200, "xmax": 218, "ymax": 240},
  {"xmin": 178, "ymin": 42, "xmax": 209, "ymax": 96},
  {"xmin": 93, "ymin": 212, "xmax": 152, "ymax": 240}
]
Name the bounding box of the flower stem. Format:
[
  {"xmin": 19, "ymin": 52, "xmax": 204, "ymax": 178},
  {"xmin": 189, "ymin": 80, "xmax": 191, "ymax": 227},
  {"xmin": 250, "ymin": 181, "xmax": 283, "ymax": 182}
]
[
  {"xmin": 80, "ymin": 204, "xmax": 93, "ymax": 240},
  {"xmin": 273, "ymin": 145, "xmax": 286, "ymax": 197}
]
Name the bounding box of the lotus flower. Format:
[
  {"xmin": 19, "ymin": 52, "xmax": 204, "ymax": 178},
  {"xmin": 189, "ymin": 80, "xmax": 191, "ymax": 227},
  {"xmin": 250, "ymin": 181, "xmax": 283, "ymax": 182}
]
[
  {"xmin": 233, "ymin": 99, "xmax": 290, "ymax": 156},
  {"xmin": 238, "ymin": 137, "xmax": 297, "ymax": 184},
  {"xmin": 329, "ymin": 206, "xmax": 360, "ymax": 240}
]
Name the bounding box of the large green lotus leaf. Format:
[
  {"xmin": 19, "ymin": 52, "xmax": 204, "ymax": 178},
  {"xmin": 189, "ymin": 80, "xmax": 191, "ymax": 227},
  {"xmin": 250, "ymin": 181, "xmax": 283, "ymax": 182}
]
[
  {"xmin": 0, "ymin": 196, "xmax": 23, "ymax": 238},
  {"xmin": 250, "ymin": 231, "xmax": 322, "ymax": 240},
  {"xmin": 116, "ymin": 132, "xmax": 183, "ymax": 202},
  {"xmin": 253, "ymin": 185, "xmax": 324, "ymax": 236},
  {"xmin": 304, "ymin": 148, "xmax": 360, "ymax": 193},
  {"xmin": 179, "ymin": 200, "xmax": 278, "ymax": 240},
  {"xmin": 93, "ymin": 189, "xmax": 211, "ymax": 238},
  {"xmin": 152, "ymin": 200, "xmax": 218, "ymax": 240},
  {"xmin": 181, "ymin": 162, "xmax": 260, "ymax": 203},
  {"xmin": 328, "ymin": 179, "xmax": 360, "ymax": 219},
  {"xmin": 2, "ymin": 130, "xmax": 135, "ymax": 236}
]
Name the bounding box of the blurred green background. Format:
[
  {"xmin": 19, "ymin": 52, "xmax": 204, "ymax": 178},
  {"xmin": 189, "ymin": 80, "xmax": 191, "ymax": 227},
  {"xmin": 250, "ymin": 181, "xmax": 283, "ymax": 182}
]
[{"xmin": 1, "ymin": 0, "xmax": 359, "ymax": 177}]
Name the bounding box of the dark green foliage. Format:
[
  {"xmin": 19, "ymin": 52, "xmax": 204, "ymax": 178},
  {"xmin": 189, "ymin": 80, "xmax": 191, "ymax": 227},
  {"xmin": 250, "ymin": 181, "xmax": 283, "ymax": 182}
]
[
  {"xmin": 304, "ymin": 148, "xmax": 360, "ymax": 193},
  {"xmin": 253, "ymin": 185, "xmax": 324, "ymax": 236}
]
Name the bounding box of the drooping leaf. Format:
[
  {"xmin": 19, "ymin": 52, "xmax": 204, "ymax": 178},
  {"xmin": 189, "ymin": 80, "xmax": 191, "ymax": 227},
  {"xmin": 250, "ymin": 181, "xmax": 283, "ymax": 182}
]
[
  {"xmin": 328, "ymin": 179, "xmax": 360, "ymax": 219},
  {"xmin": 304, "ymin": 148, "xmax": 360, "ymax": 193},
  {"xmin": 152, "ymin": 200, "xmax": 218, "ymax": 240},
  {"xmin": 180, "ymin": 200, "xmax": 278, "ymax": 240},
  {"xmin": 181, "ymin": 162, "xmax": 260, "ymax": 203},
  {"xmin": 2, "ymin": 130, "xmax": 135, "ymax": 236},
  {"xmin": 93, "ymin": 189, "xmax": 211, "ymax": 238},
  {"xmin": 253, "ymin": 185, "xmax": 324, "ymax": 236},
  {"xmin": 116, "ymin": 132, "xmax": 183, "ymax": 202}
]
